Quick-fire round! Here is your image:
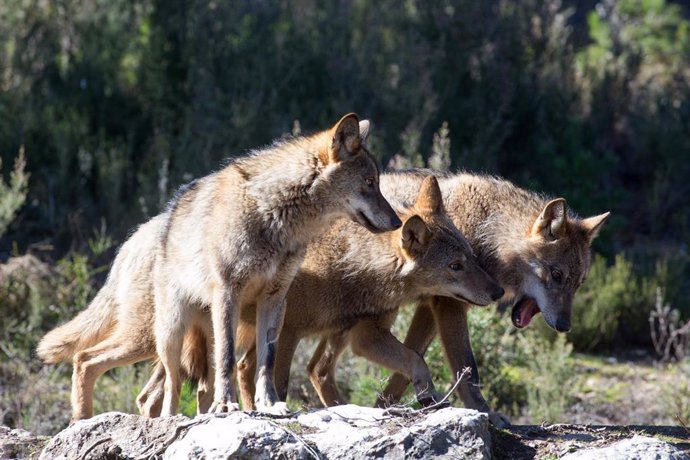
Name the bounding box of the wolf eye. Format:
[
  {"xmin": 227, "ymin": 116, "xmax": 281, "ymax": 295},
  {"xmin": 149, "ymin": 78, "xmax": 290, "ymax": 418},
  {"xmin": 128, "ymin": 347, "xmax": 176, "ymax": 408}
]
[
  {"xmin": 365, "ymin": 177, "xmax": 375, "ymax": 188},
  {"xmin": 551, "ymin": 268, "xmax": 563, "ymax": 283},
  {"xmin": 450, "ymin": 262, "xmax": 463, "ymax": 271}
]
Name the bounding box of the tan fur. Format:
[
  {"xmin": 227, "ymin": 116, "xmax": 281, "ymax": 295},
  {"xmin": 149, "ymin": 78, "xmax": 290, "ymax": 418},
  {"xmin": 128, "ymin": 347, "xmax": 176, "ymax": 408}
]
[
  {"xmin": 37, "ymin": 114, "xmax": 401, "ymax": 420},
  {"xmin": 139, "ymin": 175, "xmax": 503, "ymax": 413},
  {"xmin": 36, "ymin": 215, "xmax": 166, "ymax": 421},
  {"xmin": 372, "ymin": 170, "xmax": 609, "ymax": 427},
  {"xmin": 222, "ymin": 170, "xmax": 610, "ymax": 427}
]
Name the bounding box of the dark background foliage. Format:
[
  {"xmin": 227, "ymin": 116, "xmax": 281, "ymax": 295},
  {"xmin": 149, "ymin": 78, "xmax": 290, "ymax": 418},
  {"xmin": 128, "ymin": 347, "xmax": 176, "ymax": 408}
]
[{"xmin": 1, "ymin": 0, "xmax": 690, "ymax": 433}]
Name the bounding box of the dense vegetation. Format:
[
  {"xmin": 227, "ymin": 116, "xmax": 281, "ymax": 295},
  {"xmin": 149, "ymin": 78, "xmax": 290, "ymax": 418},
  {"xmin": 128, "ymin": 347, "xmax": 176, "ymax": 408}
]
[{"xmin": 1, "ymin": 0, "xmax": 689, "ymax": 434}]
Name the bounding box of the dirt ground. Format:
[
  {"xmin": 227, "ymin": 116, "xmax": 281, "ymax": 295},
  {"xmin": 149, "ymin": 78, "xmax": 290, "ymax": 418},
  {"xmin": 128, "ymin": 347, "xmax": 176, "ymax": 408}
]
[
  {"xmin": 555, "ymin": 351, "xmax": 690, "ymax": 426},
  {"xmin": 496, "ymin": 350, "xmax": 690, "ymax": 458},
  {"xmin": 492, "ymin": 424, "xmax": 690, "ymax": 459}
]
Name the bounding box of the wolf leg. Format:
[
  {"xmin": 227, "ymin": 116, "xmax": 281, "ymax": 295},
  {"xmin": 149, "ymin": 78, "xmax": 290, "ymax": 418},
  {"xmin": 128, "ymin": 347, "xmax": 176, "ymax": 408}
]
[
  {"xmin": 254, "ymin": 298, "xmax": 289, "ymax": 414},
  {"xmin": 430, "ymin": 296, "xmax": 511, "ymax": 428},
  {"xmin": 350, "ymin": 314, "xmax": 442, "ymax": 408},
  {"xmin": 377, "ymin": 300, "xmax": 438, "ymax": 406},
  {"xmin": 195, "ymin": 319, "xmax": 214, "ymax": 414},
  {"xmin": 71, "ymin": 332, "xmax": 155, "ymax": 421},
  {"xmin": 237, "ymin": 341, "xmax": 256, "ymax": 410},
  {"xmin": 307, "ymin": 331, "xmax": 349, "ymax": 406},
  {"xmin": 253, "ymin": 253, "xmax": 303, "ymax": 415},
  {"xmin": 136, "ymin": 362, "xmax": 166, "ymax": 417},
  {"xmin": 209, "ymin": 285, "xmax": 241, "ymax": 414},
  {"xmin": 274, "ymin": 328, "xmax": 300, "ymax": 402}
]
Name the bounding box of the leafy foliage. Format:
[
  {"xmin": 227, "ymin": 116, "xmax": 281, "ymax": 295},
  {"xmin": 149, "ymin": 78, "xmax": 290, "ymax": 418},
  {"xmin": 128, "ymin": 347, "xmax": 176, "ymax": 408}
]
[
  {"xmin": 0, "ymin": 147, "xmax": 28, "ymax": 238},
  {"xmin": 1, "ymin": 0, "xmax": 690, "ymax": 434}
]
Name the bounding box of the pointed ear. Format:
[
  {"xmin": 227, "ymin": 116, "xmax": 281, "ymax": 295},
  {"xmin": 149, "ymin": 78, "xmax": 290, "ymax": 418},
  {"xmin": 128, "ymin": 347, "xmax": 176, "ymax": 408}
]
[
  {"xmin": 359, "ymin": 120, "xmax": 371, "ymax": 145},
  {"xmin": 329, "ymin": 113, "xmax": 361, "ymax": 163},
  {"xmin": 414, "ymin": 175, "xmax": 444, "ymax": 215},
  {"xmin": 401, "ymin": 215, "xmax": 430, "ymax": 255},
  {"xmin": 580, "ymin": 212, "xmax": 610, "ymax": 243},
  {"xmin": 531, "ymin": 198, "xmax": 567, "ymax": 240}
]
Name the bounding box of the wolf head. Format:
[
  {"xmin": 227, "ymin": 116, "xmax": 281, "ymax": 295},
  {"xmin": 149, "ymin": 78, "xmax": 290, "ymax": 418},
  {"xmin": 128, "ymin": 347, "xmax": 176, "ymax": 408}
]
[
  {"xmin": 510, "ymin": 198, "xmax": 610, "ymax": 332},
  {"xmin": 323, "ymin": 113, "xmax": 401, "ymax": 233},
  {"xmin": 399, "ymin": 176, "xmax": 504, "ymax": 306}
]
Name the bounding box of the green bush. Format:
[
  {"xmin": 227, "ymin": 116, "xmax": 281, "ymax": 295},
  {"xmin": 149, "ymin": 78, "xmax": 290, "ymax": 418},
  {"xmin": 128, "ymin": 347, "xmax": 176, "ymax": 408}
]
[
  {"xmin": 0, "ymin": 147, "xmax": 28, "ymax": 238},
  {"xmin": 468, "ymin": 308, "xmax": 577, "ymax": 423},
  {"xmin": 568, "ymin": 254, "xmax": 638, "ymax": 351},
  {"xmin": 519, "ymin": 334, "xmax": 575, "ymax": 423},
  {"xmin": 567, "ymin": 252, "xmax": 688, "ymax": 352},
  {"xmin": 0, "ymin": 0, "xmax": 688, "ymax": 259},
  {"xmin": 0, "ymin": 230, "xmax": 115, "ymax": 434},
  {"xmin": 0, "ymin": 231, "xmax": 112, "ymax": 360},
  {"xmin": 661, "ymin": 360, "xmax": 690, "ymax": 424}
]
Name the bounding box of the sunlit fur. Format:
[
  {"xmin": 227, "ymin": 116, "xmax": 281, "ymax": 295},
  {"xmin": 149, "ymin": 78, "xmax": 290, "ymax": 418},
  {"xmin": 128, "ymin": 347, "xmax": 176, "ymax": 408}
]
[
  {"xmin": 36, "ymin": 114, "xmax": 400, "ymax": 421},
  {"xmin": 137, "ymin": 176, "xmax": 502, "ymax": 413},
  {"xmin": 376, "ymin": 169, "xmax": 609, "ymax": 427}
]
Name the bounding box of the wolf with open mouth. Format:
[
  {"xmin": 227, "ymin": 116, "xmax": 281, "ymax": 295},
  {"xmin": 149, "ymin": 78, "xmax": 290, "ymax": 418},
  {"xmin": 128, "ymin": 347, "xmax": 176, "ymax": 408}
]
[{"xmin": 376, "ymin": 170, "xmax": 610, "ymax": 427}]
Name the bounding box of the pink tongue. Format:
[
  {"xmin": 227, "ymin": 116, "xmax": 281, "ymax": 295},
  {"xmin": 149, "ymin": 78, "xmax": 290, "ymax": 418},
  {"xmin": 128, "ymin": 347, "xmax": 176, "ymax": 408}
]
[{"xmin": 520, "ymin": 300, "xmax": 539, "ymax": 327}]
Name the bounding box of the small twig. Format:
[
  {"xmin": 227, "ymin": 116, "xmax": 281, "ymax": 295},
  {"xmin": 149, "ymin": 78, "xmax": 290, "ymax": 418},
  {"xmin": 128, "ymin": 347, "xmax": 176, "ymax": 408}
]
[
  {"xmin": 676, "ymin": 415, "xmax": 690, "ymax": 436},
  {"xmin": 324, "ymin": 407, "xmax": 391, "ymax": 424},
  {"xmin": 382, "ymin": 368, "xmax": 471, "ymax": 417},
  {"xmin": 415, "ymin": 369, "xmax": 470, "ymax": 414},
  {"xmin": 266, "ymin": 419, "xmax": 322, "ymax": 460},
  {"xmin": 250, "ymin": 409, "xmax": 302, "ymax": 419},
  {"xmin": 80, "ymin": 435, "xmax": 111, "ymax": 459}
]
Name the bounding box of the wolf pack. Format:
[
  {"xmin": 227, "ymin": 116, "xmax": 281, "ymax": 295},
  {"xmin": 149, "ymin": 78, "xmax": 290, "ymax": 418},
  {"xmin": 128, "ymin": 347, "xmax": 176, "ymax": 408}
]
[{"xmin": 37, "ymin": 113, "xmax": 609, "ymax": 429}]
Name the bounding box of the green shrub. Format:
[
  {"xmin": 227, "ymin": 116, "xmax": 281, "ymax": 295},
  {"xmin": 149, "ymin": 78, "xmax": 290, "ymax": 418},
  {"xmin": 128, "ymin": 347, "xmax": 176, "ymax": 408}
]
[
  {"xmin": 661, "ymin": 360, "xmax": 690, "ymax": 424},
  {"xmin": 568, "ymin": 254, "xmax": 638, "ymax": 351},
  {"xmin": 0, "ymin": 147, "xmax": 28, "ymax": 238},
  {"xmin": 567, "ymin": 252, "xmax": 688, "ymax": 352},
  {"xmin": 519, "ymin": 334, "xmax": 575, "ymax": 423},
  {"xmin": 468, "ymin": 308, "xmax": 577, "ymax": 423},
  {"xmin": 0, "ymin": 230, "xmax": 116, "ymax": 434},
  {"xmin": 0, "ymin": 231, "xmax": 111, "ymax": 361}
]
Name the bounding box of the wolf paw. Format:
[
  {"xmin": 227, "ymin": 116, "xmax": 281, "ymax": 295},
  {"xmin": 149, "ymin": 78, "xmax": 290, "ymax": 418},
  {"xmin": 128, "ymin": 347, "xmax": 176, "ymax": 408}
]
[
  {"xmin": 417, "ymin": 392, "xmax": 450, "ymax": 409},
  {"xmin": 489, "ymin": 411, "xmax": 511, "ymax": 429},
  {"xmin": 209, "ymin": 400, "xmax": 241, "ymax": 414},
  {"xmin": 255, "ymin": 400, "xmax": 290, "ymax": 416}
]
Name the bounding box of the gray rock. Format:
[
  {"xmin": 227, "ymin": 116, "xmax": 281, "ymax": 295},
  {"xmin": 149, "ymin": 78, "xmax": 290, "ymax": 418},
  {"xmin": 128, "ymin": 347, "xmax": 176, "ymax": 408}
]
[
  {"xmin": 167, "ymin": 405, "xmax": 491, "ymax": 459},
  {"xmin": 39, "ymin": 412, "xmax": 187, "ymax": 459},
  {"xmin": 561, "ymin": 435, "xmax": 689, "ymax": 460},
  {"xmin": 38, "ymin": 406, "xmax": 491, "ymax": 459},
  {"xmin": 0, "ymin": 426, "xmax": 49, "ymax": 459}
]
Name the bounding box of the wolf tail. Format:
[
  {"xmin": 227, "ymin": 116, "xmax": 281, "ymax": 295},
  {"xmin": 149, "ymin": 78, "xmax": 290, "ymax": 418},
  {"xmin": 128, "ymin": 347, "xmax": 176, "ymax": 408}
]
[{"xmin": 36, "ymin": 283, "xmax": 116, "ymax": 363}]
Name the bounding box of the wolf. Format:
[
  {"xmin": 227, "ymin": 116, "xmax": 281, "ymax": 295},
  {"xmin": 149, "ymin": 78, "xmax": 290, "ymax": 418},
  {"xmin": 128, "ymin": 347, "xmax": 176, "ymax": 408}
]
[
  {"xmin": 136, "ymin": 174, "xmax": 504, "ymax": 415},
  {"xmin": 37, "ymin": 214, "xmax": 167, "ymax": 422},
  {"xmin": 223, "ymin": 169, "xmax": 609, "ymax": 427},
  {"xmin": 367, "ymin": 170, "xmax": 610, "ymax": 426},
  {"xmin": 37, "ymin": 113, "xmax": 401, "ymax": 420},
  {"xmin": 233, "ymin": 175, "xmax": 503, "ymax": 410}
]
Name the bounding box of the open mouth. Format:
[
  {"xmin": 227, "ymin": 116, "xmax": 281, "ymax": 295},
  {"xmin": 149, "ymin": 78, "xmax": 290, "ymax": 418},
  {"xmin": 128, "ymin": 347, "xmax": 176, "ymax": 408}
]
[
  {"xmin": 355, "ymin": 211, "xmax": 385, "ymax": 234},
  {"xmin": 511, "ymin": 297, "xmax": 541, "ymax": 328}
]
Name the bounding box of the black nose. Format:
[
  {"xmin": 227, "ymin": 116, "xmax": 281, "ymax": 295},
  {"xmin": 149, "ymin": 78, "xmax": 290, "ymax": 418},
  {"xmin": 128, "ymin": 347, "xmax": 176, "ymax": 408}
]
[
  {"xmin": 555, "ymin": 319, "xmax": 571, "ymax": 333},
  {"xmin": 491, "ymin": 286, "xmax": 505, "ymax": 302},
  {"xmin": 390, "ymin": 215, "xmax": 402, "ymax": 229}
]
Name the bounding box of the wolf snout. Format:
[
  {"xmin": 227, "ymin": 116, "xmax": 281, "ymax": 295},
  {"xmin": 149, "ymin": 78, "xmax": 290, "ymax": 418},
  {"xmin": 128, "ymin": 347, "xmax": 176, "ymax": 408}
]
[
  {"xmin": 389, "ymin": 215, "xmax": 403, "ymax": 230},
  {"xmin": 490, "ymin": 286, "xmax": 505, "ymax": 302},
  {"xmin": 555, "ymin": 318, "xmax": 571, "ymax": 332}
]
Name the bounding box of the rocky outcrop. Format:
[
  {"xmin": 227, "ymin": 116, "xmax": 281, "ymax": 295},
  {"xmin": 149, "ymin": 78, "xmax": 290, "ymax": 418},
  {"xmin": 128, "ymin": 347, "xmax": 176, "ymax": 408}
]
[
  {"xmin": 39, "ymin": 406, "xmax": 491, "ymax": 459},
  {"xmin": 561, "ymin": 435, "xmax": 688, "ymax": 460},
  {"xmin": 0, "ymin": 426, "xmax": 49, "ymax": 459},
  {"xmin": 5, "ymin": 407, "xmax": 689, "ymax": 459}
]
